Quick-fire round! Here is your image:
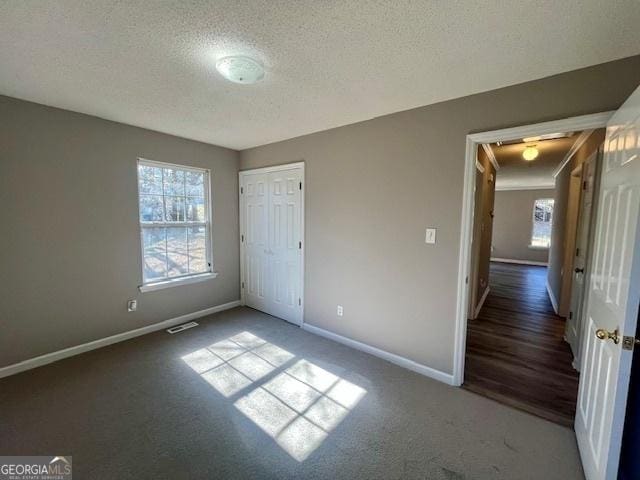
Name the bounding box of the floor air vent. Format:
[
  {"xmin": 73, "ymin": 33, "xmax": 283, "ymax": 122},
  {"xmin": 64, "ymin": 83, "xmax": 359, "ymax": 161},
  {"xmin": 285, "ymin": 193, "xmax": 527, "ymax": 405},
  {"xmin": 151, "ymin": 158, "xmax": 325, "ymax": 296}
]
[{"xmin": 166, "ymin": 321, "xmax": 199, "ymax": 334}]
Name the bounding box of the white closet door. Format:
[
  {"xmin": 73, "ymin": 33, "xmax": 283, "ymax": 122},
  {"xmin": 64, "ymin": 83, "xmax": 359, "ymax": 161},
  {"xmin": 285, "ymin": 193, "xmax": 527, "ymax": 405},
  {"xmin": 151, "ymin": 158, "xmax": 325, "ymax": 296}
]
[
  {"xmin": 242, "ymin": 172, "xmax": 269, "ymax": 313},
  {"xmin": 267, "ymin": 169, "xmax": 303, "ymax": 325},
  {"xmin": 240, "ymin": 164, "xmax": 304, "ymax": 326}
]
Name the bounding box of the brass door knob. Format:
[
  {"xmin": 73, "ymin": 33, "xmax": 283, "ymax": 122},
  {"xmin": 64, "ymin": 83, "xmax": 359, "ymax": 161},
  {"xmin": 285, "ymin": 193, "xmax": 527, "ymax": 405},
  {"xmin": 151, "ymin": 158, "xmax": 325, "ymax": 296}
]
[{"xmin": 596, "ymin": 328, "xmax": 620, "ymax": 344}]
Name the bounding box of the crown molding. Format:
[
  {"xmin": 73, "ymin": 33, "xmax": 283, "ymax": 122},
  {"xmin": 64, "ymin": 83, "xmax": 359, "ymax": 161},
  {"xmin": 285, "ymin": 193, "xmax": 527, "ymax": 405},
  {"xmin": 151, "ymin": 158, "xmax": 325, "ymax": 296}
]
[{"xmin": 552, "ymin": 129, "xmax": 594, "ymax": 178}]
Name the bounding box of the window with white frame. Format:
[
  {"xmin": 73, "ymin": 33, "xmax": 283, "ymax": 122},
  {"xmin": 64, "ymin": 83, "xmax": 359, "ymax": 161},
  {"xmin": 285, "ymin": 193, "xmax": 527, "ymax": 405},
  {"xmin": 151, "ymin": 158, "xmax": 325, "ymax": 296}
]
[
  {"xmin": 530, "ymin": 198, "xmax": 554, "ymax": 248},
  {"xmin": 137, "ymin": 159, "xmax": 212, "ymax": 285}
]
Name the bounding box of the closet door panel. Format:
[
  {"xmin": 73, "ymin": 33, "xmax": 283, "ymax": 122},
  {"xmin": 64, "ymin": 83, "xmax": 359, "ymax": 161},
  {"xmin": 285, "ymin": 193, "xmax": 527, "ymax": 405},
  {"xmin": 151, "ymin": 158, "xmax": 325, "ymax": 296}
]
[{"xmin": 267, "ymin": 169, "xmax": 302, "ymax": 325}]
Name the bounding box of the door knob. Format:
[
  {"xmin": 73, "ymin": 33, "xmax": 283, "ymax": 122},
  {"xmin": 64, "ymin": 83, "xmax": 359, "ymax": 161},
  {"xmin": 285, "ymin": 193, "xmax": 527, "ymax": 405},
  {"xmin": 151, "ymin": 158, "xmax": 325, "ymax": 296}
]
[
  {"xmin": 595, "ymin": 328, "xmax": 620, "ymax": 344},
  {"xmin": 574, "ymin": 268, "xmax": 585, "ymax": 274}
]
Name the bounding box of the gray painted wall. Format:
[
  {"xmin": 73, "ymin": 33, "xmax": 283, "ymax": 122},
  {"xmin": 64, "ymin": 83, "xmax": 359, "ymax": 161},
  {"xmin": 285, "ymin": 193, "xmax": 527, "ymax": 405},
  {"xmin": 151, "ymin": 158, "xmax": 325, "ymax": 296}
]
[
  {"xmin": 240, "ymin": 56, "xmax": 640, "ymax": 374},
  {"xmin": 0, "ymin": 96, "xmax": 240, "ymax": 367},
  {"xmin": 492, "ymin": 189, "xmax": 553, "ymax": 264}
]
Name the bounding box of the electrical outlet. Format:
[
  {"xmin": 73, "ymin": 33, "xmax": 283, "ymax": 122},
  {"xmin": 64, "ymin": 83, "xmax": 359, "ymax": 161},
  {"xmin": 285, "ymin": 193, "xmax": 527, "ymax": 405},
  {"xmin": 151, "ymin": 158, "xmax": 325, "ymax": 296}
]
[
  {"xmin": 127, "ymin": 299, "xmax": 137, "ymax": 312},
  {"xmin": 337, "ymin": 305, "xmax": 343, "ymax": 316}
]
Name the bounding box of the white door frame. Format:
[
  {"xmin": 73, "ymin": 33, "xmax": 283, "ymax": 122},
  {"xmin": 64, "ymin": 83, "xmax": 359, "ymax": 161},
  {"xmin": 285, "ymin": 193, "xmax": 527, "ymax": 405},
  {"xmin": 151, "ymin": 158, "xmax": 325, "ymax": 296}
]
[
  {"xmin": 452, "ymin": 112, "xmax": 614, "ymax": 386},
  {"xmin": 239, "ymin": 161, "xmax": 305, "ymax": 326}
]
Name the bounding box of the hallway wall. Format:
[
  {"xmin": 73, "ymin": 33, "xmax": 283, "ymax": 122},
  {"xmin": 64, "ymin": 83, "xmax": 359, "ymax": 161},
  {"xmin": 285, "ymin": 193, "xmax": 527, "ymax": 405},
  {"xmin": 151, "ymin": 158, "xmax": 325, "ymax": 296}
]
[
  {"xmin": 492, "ymin": 189, "xmax": 554, "ymax": 264},
  {"xmin": 548, "ymin": 129, "xmax": 606, "ymax": 316},
  {"xmin": 469, "ymin": 147, "xmax": 496, "ymax": 317}
]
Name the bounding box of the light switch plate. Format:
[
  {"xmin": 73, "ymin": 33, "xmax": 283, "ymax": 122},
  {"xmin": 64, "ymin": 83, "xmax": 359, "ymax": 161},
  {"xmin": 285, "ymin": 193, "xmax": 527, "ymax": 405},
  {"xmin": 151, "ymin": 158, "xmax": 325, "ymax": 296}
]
[{"xmin": 425, "ymin": 228, "xmax": 437, "ymax": 244}]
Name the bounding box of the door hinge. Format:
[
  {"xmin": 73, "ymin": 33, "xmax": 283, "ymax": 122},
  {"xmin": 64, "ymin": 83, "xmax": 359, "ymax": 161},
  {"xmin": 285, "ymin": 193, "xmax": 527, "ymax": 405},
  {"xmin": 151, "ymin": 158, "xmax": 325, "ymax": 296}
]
[
  {"xmin": 299, "ymin": 241, "xmax": 302, "ymax": 249},
  {"xmin": 465, "ymin": 276, "xmax": 469, "ymax": 285},
  {"xmin": 623, "ymin": 336, "xmax": 640, "ymax": 351},
  {"xmin": 298, "ymin": 298, "xmax": 301, "ymax": 306},
  {"xmin": 576, "ymin": 247, "xmax": 580, "ymax": 257},
  {"xmin": 241, "ymin": 234, "xmax": 244, "ymax": 242},
  {"xmin": 569, "ymin": 311, "xmax": 573, "ymax": 320},
  {"xmin": 241, "ymin": 186, "xmax": 244, "ymax": 194},
  {"xmin": 582, "ymin": 181, "xmax": 587, "ymax": 191},
  {"xmin": 241, "ymin": 281, "xmax": 245, "ymax": 289},
  {"xmin": 299, "ymin": 181, "xmax": 302, "ymax": 190}
]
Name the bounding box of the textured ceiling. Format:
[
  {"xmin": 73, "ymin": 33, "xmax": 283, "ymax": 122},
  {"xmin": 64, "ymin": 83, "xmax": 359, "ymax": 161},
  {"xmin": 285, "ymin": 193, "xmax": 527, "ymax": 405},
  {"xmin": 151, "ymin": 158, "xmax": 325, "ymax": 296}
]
[
  {"xmin": 1, "ymin": 1, "xmax": 639, "ymax": 150},
  {"xmin": 493, "ymin": 136, "xmax": 578, "ymax": 190}
]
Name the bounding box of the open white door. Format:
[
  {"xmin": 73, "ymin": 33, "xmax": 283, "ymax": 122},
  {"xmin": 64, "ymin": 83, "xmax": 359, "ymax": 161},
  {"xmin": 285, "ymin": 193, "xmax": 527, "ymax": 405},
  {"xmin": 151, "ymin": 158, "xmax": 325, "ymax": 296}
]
[{"xmin": 575, "ymin": 86, "xmax": 640, "ymax": 480}]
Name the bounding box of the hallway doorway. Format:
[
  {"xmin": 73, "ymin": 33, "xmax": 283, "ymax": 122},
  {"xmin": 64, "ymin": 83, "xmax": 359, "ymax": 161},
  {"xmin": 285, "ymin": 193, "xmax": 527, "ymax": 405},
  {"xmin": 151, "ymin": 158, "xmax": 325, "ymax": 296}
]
[
  {"xmin": 464, "ymin": 262, "xmax": 578, "ymax": 425},
  {"xmin": 460, "ymin": 120, "xmax": 607, "ymax": 426}
]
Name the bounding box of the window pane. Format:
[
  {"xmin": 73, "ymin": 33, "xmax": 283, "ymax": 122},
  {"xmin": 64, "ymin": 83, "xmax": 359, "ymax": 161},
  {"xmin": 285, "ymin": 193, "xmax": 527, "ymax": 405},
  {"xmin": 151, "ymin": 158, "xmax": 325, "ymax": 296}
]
[
  {"xmin": 531, "ymin": 199, "xmax": 554, "ymax": 248},
  {"xmin": 188, "ymin": 226, "xmax": 206, "ymax": 250},
  {"xmin": 186, "ymin": 196, "xmax": 206, "ymax": 222},
  {"xmin": 165, "ymin": 196, "xmax": 186, "ymax": 222},
  {"xmin": 139, "ymin": 195, "xmax": 164, "ymax": 222},
  {"xmin": 138, "ymin": 162, "xmax": 210, "ymax": 285},
  {"xmin": 189, "ymin": 249, "xmax": 207, "ymax": 274},
  {"xmin": 167, "ymin": 227, "xmax": 189, "ymax": 277},
  {"xmin": 534, "ymin": 206, "xmax": 544, "ymax": 222},
  {"xmin": 186, "ymin": 171, "xmax": 205, "ymax": 196},
  {"xmin": 532, "ymin": 222, "xmax": 552, "ymax": 247},
  {"xmin": 138, "ymin": 165, "xmax": 163, "ymax": 195},
  {"xmin": 188, "ymin": 226, "xmax": 208, "ymax": 274},
  {"xmin": 143, "ymin": 227, "xmax": 167, "ymax": 281},
  {"xmin": 163, "ymin": 168, "xmax": 185, "ymax": 196}
]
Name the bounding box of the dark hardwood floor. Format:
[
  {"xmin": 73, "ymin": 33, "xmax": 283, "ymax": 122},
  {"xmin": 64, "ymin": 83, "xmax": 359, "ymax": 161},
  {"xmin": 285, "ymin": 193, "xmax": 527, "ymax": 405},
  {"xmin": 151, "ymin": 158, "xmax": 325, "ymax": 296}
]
[{"xmin": 463, "ymin": 261, "xmax": 579, "ymax": 426}]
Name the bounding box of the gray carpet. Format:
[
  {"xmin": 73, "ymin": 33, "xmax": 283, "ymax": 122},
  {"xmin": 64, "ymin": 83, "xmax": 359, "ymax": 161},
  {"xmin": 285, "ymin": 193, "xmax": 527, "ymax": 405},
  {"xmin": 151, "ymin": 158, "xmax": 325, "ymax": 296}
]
[{"xmin": 0, "ymin": 307, "xmax": 584, "ymax": 479}]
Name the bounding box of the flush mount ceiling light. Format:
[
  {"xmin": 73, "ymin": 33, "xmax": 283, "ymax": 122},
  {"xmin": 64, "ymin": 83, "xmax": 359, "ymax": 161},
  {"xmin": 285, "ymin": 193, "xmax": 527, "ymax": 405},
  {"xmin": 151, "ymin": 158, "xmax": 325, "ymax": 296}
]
[
  {"xmin": 215, "ymin": 56, "xmax": 264, "ymax": 84},
  {"xmin": 522, "ymin": 145, "xmax": 539, "ymax": 161}
]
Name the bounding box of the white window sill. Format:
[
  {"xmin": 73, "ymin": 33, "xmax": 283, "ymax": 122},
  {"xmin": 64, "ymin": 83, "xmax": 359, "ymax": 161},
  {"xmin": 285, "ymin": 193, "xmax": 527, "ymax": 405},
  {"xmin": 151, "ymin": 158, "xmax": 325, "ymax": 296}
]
[
  {"xmin": 139, "ymin": 272, "xmax": 218, "ymax": 293},
  {"xmin": 528, "ymin": 245, "xmax": 550, "ymax": 250}
]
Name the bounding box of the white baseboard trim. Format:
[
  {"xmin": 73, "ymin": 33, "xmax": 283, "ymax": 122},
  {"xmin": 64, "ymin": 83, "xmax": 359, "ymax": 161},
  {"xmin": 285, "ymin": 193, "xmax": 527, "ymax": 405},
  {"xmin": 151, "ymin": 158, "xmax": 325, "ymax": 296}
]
[
  {"xmin": 301, "ymin": 323, "xmax": 455, "ymax": 386},
  {"xmin": 491, "ymin": 257, "xmax": 548, "ymax": 266},
  {"xmin": 546, "ymin": 280, "xmax": 559, "ymax": 314},
  {"xmin": 0, "ymin": 300, "xmax": 241, "ymax": 379},
  {"xmin": 474, "ymin": 286, "xmax": 490, "ymax": 318}
]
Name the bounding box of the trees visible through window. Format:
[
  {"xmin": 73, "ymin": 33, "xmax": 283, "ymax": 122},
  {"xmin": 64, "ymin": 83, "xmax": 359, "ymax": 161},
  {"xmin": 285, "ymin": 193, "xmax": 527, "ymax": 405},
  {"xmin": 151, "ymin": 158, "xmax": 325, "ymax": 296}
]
[
  {"xmin": 137, "ymin": 159, "xmax": 212, "ymax": 284},
  {"xmin": 531, "ymin": 198, "xmax": 554, "ymax": 248}
]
